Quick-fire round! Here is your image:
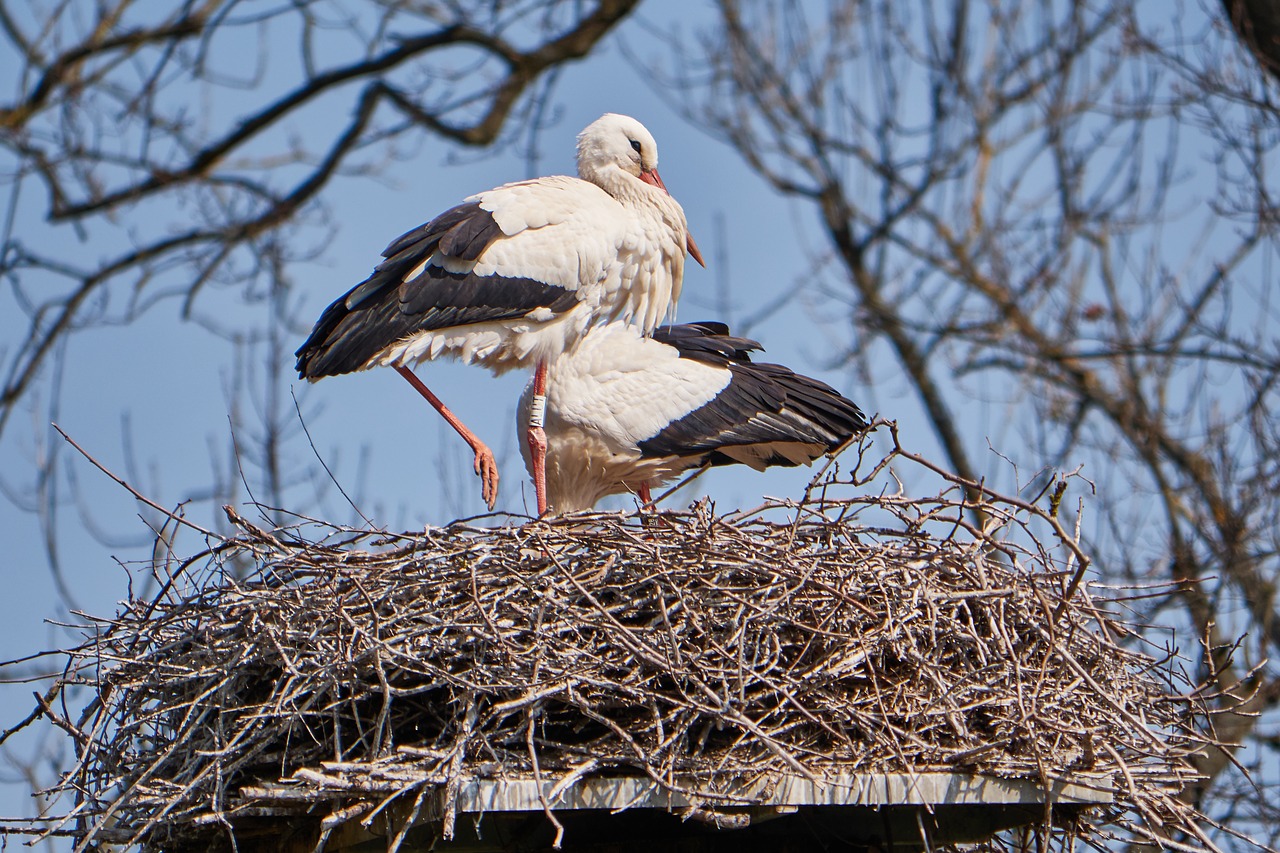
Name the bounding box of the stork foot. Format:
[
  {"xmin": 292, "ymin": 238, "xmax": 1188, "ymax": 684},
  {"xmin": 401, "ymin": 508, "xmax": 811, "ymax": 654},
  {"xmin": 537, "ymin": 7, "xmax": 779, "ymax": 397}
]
[
  {"xmin": 474, "ymin": 445, "xmax": 500, "ymax": 510},
  {"xmin": 395, "ymin": 365, "xmax": 499, "ymax": 511},
  {"xmin": 527, "ymin": 424, "xmax": 549, "ymax": 517}
]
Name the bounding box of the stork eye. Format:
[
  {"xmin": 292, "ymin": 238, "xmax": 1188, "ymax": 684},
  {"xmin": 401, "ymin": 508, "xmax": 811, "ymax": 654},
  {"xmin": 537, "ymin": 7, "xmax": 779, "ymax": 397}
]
[{"xmin": 629, "ymin": 139, "xmax": 642, "ymax": 153}]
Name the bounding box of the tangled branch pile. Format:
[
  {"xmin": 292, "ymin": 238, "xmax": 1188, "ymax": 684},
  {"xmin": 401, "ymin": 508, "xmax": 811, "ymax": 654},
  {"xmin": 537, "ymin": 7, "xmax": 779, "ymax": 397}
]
[{"xmin": 34, "ymin": 477, "xmax": 1207, "ymax": 851}]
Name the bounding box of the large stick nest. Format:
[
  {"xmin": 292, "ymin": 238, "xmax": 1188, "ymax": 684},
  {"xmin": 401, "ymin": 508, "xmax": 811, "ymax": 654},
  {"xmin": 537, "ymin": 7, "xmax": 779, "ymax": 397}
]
[{"xmin": 34, "ymin": 467, "xmax": 1207, "ymax": 851}]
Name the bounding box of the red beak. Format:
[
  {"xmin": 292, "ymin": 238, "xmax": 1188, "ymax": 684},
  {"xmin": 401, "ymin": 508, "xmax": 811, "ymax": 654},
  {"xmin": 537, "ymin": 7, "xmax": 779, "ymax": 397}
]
[
  {"xmin": 640, "ymin": 168, "xmax": 707, "ymax": 268},
  {"xmin": 685, "ymin": 233, "xmax": 706, "ymax": 268}
]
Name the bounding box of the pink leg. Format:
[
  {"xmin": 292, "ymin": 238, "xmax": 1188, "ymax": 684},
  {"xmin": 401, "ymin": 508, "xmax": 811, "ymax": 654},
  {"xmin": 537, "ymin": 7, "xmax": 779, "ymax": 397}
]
[
  {"xmin": 395, "ymin": 365, "xmax": 499, "ymax": 510},
  {"xmin": 526, "ymin": 360, "xmax": 549, "ymax": 516},
  {"xmin": 638, "ymin": 481, "xmax": 653, "ymax": 510}
]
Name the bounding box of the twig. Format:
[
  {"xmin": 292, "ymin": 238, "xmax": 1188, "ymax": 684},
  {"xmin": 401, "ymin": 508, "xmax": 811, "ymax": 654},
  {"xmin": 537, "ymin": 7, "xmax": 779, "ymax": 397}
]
[{"xmin": 52, "ymin": 424, "xmax": 222, "ymax": 540}]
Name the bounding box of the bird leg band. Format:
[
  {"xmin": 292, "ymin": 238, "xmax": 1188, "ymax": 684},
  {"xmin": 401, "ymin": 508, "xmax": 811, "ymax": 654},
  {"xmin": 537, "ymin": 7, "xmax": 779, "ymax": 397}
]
[{"xmin": 528, "ymin": 393, "xmax": 547, "ymax": 429}]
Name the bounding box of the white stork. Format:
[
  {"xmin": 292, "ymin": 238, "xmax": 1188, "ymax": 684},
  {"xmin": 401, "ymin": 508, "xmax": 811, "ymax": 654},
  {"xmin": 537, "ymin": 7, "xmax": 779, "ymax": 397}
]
[
  {"xmin": 295, "ymin": 114, "xmax": 703, "ymax": 514},
  {"xmin": 516, "ymin": 321, "xmax": 869, "ymax": 514}
]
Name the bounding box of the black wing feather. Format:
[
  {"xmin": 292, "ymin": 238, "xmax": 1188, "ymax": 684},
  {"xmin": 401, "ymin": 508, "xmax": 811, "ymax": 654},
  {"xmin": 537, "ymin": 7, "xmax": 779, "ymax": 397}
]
[
  {"xmin": 652, "ymin": 321, "xmax": 761, "ymax": 365},
  {"xmin": 297, "ymin": 202, "xmax": 576, "ymax": 379},
  {"xmin": 637, "ymin": 323, "xmax": 869, "ymax": 463}
]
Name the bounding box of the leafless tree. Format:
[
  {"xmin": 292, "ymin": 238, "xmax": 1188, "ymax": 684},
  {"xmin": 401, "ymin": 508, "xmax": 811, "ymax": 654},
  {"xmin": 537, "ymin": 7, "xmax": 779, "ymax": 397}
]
[
  {"xmin": 1223, "ymin": 0, "xmax": 1280, "ymax": 79},
  {"xmin": 656, "ymin": 0, "xmax": 1280, "ymax": 846},
  {"xmin": 0, "ymin": 0, "xmax": 637, "ymax": 434}
]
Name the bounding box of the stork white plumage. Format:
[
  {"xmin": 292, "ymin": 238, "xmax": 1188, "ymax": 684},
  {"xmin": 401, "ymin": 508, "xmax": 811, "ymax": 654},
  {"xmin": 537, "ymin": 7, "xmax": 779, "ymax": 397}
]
[
  {"xmin": 516, "ymin": 322, "xmax": 870, "ymax": 514},
  {"xmin": 296, "ymin": 114, "xmax": 704, "ymax": 514}
]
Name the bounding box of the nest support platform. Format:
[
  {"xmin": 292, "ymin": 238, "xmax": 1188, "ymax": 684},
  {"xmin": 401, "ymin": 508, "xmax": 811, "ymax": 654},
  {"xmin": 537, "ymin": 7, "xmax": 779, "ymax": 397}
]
[{"xmin": 240, "ymin": 771, "xmax": 1114, "ymax": 853}]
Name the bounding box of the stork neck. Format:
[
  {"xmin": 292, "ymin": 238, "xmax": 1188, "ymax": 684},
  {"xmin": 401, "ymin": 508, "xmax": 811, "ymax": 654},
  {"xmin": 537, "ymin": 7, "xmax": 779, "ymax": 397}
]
[{"xmin": 589, "ymin": 164, "xmax": 661, "ymax": 206}]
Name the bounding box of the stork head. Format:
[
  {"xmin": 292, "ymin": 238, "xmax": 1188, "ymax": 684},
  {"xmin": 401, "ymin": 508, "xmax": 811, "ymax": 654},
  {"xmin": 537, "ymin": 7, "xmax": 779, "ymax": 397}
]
[
  {"xmin": 576, "ymin": 113, "xmax": 660, "ymax": 184},
  {"xmin": 576, "ymin": 113, "xmax": 706, "ymax": 268}
]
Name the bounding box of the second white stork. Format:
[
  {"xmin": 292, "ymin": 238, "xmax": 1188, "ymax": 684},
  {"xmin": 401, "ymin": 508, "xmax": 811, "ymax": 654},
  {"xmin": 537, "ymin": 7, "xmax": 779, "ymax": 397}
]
[
  {"xmin": 295, "ymin": 113, "xmax": 703, "ymax": 513},
  {"xmin": 516, "ymin": 321, "xmax": 870, "ymax": 514}
]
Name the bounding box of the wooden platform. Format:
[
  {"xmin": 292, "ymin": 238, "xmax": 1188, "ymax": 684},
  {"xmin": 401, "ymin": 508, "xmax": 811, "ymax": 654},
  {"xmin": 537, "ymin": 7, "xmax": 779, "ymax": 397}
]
[{"xmin": 312, "ymin": 772, "xmax": 1112, "ymax": 852}]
